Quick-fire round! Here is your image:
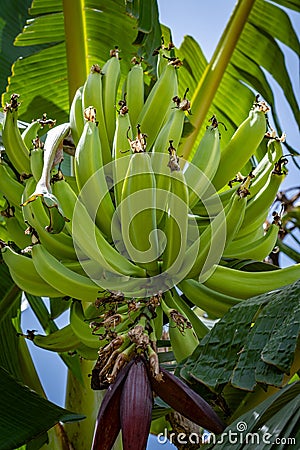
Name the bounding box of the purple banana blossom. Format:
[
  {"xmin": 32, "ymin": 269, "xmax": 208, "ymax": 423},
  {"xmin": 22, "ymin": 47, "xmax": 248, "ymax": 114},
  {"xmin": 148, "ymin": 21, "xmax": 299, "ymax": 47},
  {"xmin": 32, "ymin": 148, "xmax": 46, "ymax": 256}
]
[{"xmin": 91, "ymin": 356, "xmax": 226, "ymax": 450}]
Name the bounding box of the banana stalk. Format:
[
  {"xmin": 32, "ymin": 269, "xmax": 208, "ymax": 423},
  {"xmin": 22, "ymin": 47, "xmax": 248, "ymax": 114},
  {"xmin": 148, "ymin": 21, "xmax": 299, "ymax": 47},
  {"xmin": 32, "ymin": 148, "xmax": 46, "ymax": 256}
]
[{"xmin": 65, "ymin": 360, "xmax": 104, "ymax": 450}]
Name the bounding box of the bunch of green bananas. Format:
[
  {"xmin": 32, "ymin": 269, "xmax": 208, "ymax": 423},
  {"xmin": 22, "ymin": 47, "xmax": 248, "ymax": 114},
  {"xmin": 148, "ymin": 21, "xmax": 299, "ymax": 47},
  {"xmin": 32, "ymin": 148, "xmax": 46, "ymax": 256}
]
[{"xmin": 1, "ymin": 48, "xmax": 299, "ymax": 385}]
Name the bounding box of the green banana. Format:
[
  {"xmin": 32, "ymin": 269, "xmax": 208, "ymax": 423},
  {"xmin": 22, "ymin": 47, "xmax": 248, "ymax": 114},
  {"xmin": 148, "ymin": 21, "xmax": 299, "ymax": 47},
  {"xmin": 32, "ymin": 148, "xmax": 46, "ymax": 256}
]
[
  {"xmin": 51, "ymin": 173, "xmax": 77, "ymax": 236},
  {"xmin": 151, "ymin": 106, "xmax": 186, "ymax": 154},
  {"xmin": 192, "ymin": 185, "xmax": 237, "ymax": 218},
  {"xmin": 223, "ymin": 222, "xmax": 279, "ymax": 260},
  {"xmin": 162, "ymin": 291, "xmax": 198, "ymax": 362},
  {"xmin": 32, "ymin": 324, "xmax": 81, "ymax": 353},
  {"xmin": 185, "ymin": 119, "xmax": 221, "ymax": 208},
  {"xmin": 0, "ymin": 159, "xmax": 24, "ymax": 208},
  {"xmin": 120, "ymin": 152, "xmax": 159, "ymax": 275},
  {"xmin": 161, "ymin": 164, "xmax": 189, "ymax": 280},
  {"xmin": 137, "ymin": 62, "xmax": 178, "ymax": 149},
  {"xmin": 64, "ymin": 175, "xmax": 79, "ymax": 194},
  {"xmin": 203, "ymin": 263, "xmax": 300, "ymax": 299},
  {"xmin": 62, "ymin": 258, "xmax": 107, "ymax": 279},
  {"xmin": 74, "ymin": 112, "xmax": 115, "ymax": 240},
  {"xmin": 2, "ymin": 94, "xmax": 31, "ymax": 175},
  {"xmin": 1, "ymin": 244, "xmax": 62, "ymax": 297},
  {"xmin": 179, "ymin": 278, "xmax": 242, "ymax": 317},
  {"xmin": 70, "ymin": 86, "xmax": 84, "ymax": 145},
  {"xmin": 168, "ymin": 317, "xmax": 198, "ymax": 363},
  {"xmin": 31, "ymin": 244, "xmax": 103, "ymax": 301},
  {"xmin": 212, "ymin": 99, "xmax": 268, "ymax": 191},
  {"xmin": 171, "ymin": 288, "xmax": 209, "ymax": 339},
  {"xmin": 248, "ymin": 137, "xmax": 283, "ymax": 198},
  {"xmin": 82, "ymin": 64, "xmax": 111, "ymax": 165},
  {"xmin": 223, "ymin": 223, "xmax": 264, "ymax": 251},
  {"xmin": 150, "ymin": 103, "xmax": 187, "ymax": 224},
  {"xmin": 21, "ymin": 118, "xmax": 43, "ymax": 150},
  {"xmin": 112, "ymin": 109, "xmax": 132, "ymax": 206},
  {"xmin": 51, "ymin": 175, "xmax": 91, "ymax": 263},
  {"xmin": 76, "ymin": 342, "xmax": 99, "ymax": 360},
  {"xmin": 3, "ymin": 213, "xmax": 31, "ymax": 249},
  {"xmin": 186, "ymin": 188, "xmax": 247, "ymax": 280},
  {"xmin": 151, "ymin": 149, "xmax": 172, "ymax": 227},
  {"xmin": 126, "ymin": 60, "xmax": 144, "ymax": 130},
  {"xmin": 192, "ymin": 137, "xmax": 281, "ymax": 219},
  {"xmin": 192, "ymin": 134, "xmax": 282, "ymax": 219},
  {"xmin": 23, "ymin": 200, "xmax": 75, "ymax": 259},
  {"xmin": 102, "ymin": 49, "xmax": 121, "ymax": 147},
  {"xmin": 70, "ymin": 300, "xmax": 104, "ymax": 349},
  {"xmin": 30, "ymin": 144, "xmax": 44, "ymax": 182}
]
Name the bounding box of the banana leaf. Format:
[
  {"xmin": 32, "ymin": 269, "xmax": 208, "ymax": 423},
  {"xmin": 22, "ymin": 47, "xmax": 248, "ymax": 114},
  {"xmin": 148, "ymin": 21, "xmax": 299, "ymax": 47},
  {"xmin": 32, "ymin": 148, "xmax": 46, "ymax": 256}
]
[
  {"xmin": 0, "ymin": 366, "xmax": 85, "ymax": 450},
  {"xmin": 0, "ymin": 0, "xmax": 42, "ymax": 95},
  {"xmin": 185, "ymin": 281, "xmax": 300, "ymax": 393},
  {"xmin": 0, "ymin": 258, "xmax": 21, "ymax": 324},
  {"xmin": 180, "ymin": 279, "xmax": 300, "ymax": 417},
  {"xmin": 0, "ymin": 0, "xmax": 161, "ymax": 124},
  {"xmin": 202, "ymin": 381, "xmax": 300, "ymax": 449}
]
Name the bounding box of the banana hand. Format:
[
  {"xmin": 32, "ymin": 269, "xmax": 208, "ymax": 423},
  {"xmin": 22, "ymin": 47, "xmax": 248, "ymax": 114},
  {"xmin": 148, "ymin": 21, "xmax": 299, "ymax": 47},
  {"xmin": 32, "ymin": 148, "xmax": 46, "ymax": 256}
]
[{"xmin": 202, "ymin": 263, "xmax": 300, "ymax": 299}]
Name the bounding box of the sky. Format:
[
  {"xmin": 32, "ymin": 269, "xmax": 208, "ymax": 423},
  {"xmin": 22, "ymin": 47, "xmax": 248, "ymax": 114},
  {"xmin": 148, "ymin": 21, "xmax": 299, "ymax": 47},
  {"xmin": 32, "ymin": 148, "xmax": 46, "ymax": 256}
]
[{"xmin": 21, "ymin": 3, "xmax": 299, "ymax": 449}]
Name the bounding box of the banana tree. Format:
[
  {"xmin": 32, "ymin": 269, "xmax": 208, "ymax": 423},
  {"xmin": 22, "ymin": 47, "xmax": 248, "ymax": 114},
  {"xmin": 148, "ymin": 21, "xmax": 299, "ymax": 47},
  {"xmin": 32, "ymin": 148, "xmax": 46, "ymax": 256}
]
[{"xmin": 0, "ymin": 0, "xmax": 299, "ymax": 449}]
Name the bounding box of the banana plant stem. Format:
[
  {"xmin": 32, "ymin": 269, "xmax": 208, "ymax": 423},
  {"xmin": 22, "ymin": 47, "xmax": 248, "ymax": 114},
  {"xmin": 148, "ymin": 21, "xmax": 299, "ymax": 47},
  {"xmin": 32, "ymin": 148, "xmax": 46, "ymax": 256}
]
[
  {"xmin": 181, "ymin": 0, "xmax": 256, "ymax": 160},
  {"xmin": 62, "ymin": 0, "xmax": 89, "ymax": 106},
  {"xmin": 64, "ymin": 359, "xmax": 104, "ymax": 449}
]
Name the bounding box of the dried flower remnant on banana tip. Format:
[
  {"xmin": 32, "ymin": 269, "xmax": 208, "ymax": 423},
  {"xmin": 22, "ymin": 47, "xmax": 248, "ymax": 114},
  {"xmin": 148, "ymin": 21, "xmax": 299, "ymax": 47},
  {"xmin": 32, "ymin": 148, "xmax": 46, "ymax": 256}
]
[
  {"xmin": 167, "ymin": 140, "xmax": 181, "ymax": 171},
  {"xmin": 126, "ymin": 123, "xmax": 148, "ymax": 153},
  {"xmin": 172, "ymin": 87, "xmax": 192, "ymax": 114}
]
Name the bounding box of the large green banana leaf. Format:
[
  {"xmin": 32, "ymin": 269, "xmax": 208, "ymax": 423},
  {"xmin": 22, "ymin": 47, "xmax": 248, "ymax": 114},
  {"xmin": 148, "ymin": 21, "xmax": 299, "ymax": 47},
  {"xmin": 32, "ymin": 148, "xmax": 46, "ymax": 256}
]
[
  {"xmin": 0, "ymin": 259, "xmax": 86, "ymax": 449},
  {"xmin": 180, "ymin": 279, "xmax": 300, "ymax": 422},
  {"xmin": 1, "ymin": 0, "xmax": 299, "ymax": 159},
  {"xmin": 0, "ymin": 366, "xmax": 85, "ymax": 450},
  {"xmin": 0, "ymin": 0, "xmax": 42, "ymax": 97},
  {"xmin": 202, "ymin": 381, "xmax": 300, "ymax": 450},
  {"xmin": 1, "ymin": 0, "xmax": 161, "ymax": 123}
]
